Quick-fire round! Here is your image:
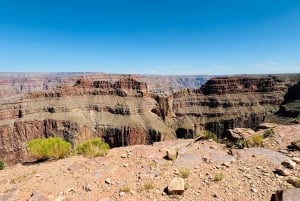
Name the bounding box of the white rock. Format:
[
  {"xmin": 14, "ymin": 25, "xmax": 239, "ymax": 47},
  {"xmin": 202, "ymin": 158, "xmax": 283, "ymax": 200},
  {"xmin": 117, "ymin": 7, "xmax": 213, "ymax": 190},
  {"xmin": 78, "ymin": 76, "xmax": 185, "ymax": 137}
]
[
  {"xmin": 167, "ymin": 177, "xmax": 185, "ymax": 195},
  {"xmin": 275, "ymin": 168, "xmax": 290, "ymax": 176},
  {"xmin": 105, "ymin": 178, "xmax": 111, "ymax": 184},
  {"xmin": 166, "ymin": 148, "xmax": 178, "ymax": 161},
  {"xmin": 121, "ymin": 154, "xmax": 127, "ymax": 158},
  {"xmin": 291, "ymin": 157, "xmax": 300, "ymax": 165},
  {"xmin": 251, "ymin": 188, "xmax": 258, "ymax": 193},
  {"xmin": 54, "ymin": 195, "xmax": 65, "ymax": 201}
]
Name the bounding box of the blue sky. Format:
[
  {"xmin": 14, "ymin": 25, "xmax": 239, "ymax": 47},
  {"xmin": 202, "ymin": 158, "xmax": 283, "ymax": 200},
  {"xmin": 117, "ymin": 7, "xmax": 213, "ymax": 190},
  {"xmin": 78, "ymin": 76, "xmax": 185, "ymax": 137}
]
[{"xmin": 0, "ymin": 0, "xmax": 299, "ymax": 74}]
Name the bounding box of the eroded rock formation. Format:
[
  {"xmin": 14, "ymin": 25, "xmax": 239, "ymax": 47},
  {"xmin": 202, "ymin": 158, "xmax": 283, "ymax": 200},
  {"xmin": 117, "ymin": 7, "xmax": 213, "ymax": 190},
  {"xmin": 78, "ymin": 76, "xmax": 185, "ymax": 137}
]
[{"xmin": 0, "ymin": 73, "xmax": 299, "ymax": 164}]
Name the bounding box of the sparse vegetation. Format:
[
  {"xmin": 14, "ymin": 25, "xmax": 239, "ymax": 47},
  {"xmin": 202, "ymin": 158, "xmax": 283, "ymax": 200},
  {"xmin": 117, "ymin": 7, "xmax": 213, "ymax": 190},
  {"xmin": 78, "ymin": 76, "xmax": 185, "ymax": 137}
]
[
  {"xmin": 121, "ymin": 184, "xmax": 131, "ymax": 193},
  {"xmin": 0, "ymin": 159, "xmax": 5, "ymax": 170},
  {"xmin": 213, "ymin": 172, "xmax": 225, "ymax": 181},
  {"xmin": 144, "ymin": 181, "xmax": 155, "ymax": 192},
  {"xmin": 251, "ymin": 135, "xmax": 264, "ymax": 147},
  {"xmin": 234, "ymin": 139, "xmax": 250, "ymax": 148},
  {"xmin": 263, "ymin": 129, "xmax": 275, "ymax": 138},
  {"xmin": 200, "ymin": 130, "xmax": 219, "ymax": 142},
  {"xmin": 295, "ymin": 180, "xmax": 300, "ymax": 188},
  {"xmin": 179, "ymin": 168, "xmax": 191, "ymax": 178},
  {"xmin": 184, "ymin": 183, "xmax": 189, "ymax": 190},
  {"xmin": 76, "ymin": 138, "xmax": 109, "ymax": 157},
  {"xmin": 27, "ymin": 137, "xmax": 71, "ymax": 160},
  {"xmin": 233, "ymin": 135, "xmax": 264, "ymax": 148}
]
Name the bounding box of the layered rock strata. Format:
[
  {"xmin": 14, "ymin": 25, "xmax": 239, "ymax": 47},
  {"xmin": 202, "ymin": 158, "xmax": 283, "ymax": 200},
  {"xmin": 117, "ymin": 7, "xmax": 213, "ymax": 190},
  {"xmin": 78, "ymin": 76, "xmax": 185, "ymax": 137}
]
[{"xmin": 0, "ymin": 74, "xmax": 299, "ymax": 164}]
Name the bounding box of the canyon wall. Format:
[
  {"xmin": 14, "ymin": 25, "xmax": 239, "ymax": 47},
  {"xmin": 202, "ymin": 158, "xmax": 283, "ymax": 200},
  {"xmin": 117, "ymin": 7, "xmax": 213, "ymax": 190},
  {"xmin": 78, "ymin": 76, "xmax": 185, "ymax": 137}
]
[
  {"xmin": 0, "ymin": 73, "xmax": 299, "ymax": 164},
  {"xmin": 164, "ymin": 77, "xmax": 288, "ymax": 138}
]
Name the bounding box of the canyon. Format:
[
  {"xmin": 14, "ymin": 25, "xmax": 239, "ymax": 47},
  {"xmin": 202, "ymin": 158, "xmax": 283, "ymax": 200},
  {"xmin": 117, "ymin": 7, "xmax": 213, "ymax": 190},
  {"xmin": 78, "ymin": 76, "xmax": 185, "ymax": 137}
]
[{"xmin": 0, "ymin": 73, "xmax": 299, "ymax": 164}]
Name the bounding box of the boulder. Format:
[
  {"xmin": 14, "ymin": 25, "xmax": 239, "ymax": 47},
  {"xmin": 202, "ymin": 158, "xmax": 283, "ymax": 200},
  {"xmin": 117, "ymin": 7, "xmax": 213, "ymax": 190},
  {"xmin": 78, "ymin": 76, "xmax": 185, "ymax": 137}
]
[
  {"xmin": 274, "ymin": 168, "xmax": 290, "ymax": 176},
  {"xmin": 291, "ymin": 140, "xmax": 300, "ymax": 150},
  {"xmin": 166, "ymin": 148, "xmax": 178, "ymax": 161},
  {"xmin": 282, "ymin": 159, "xmax": 296, "ymax": 169},
  {"xmin": 272, "ymin": 188, "xmax": 300, "ymax": 201},
  {"xmin": 167, "ymin": 177, "xmax": 185, "ymax": 195}
]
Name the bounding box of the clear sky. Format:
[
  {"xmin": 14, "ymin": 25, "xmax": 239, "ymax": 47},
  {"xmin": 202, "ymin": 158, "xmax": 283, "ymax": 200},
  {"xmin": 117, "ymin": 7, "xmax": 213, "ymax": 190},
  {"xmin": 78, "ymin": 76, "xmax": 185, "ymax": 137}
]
[{"xmin": 0, "ymin": 0, "xmax": 299, "ymax": 75}]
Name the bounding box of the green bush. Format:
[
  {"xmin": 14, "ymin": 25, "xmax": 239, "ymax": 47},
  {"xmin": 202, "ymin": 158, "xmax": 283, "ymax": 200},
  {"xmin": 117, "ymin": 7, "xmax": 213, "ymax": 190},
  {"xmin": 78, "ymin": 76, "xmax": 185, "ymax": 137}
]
[
  {"xmin": 27, "ymin": 137, "xmax": 71, "ymax": 160},
  {"xmin": 295, "ymin": 180, "xmax": 300, "ymax": 188},
  {"xmin": 179, "ymin": 168, "xmax": 191, "ymax": 178},
  {"xmin": 0, "ymin": 159, "xmax": 5, "ymax": 170},
  {"xmin": 76, "ymin": 138, "xmax": 109, "ymax": 157},
  {"xmin": 121, "ymin": 184, "xmax": 131, "ymax": 193},
  {"xmin": 251, "ymin": 135, "xmax": 264, "ymax": 147},
  {"xmin": 201, "ymin": 131, "xmax": 219, "ymax": 142},
  {"xmin": 213, "ymin": 172, "xmax": 225, "ymax": 181},
  {"xmin": 144, "ymin": 181, "xmax": 155, "ymax": 192},
  {"xmin": 234, "ymin": 139, "xmax": 250, "ymax": 149},
  {"xmin": 263, "ymin": 129, "xmax": 275, "ymax": 138}
]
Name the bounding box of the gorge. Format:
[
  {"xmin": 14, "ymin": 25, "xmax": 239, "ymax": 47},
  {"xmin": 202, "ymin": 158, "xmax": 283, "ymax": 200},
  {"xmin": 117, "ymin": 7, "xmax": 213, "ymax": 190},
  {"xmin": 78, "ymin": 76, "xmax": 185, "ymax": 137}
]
[{"xmin": 0, "ymin": 73, "xmax": 299, "ymax": 164}]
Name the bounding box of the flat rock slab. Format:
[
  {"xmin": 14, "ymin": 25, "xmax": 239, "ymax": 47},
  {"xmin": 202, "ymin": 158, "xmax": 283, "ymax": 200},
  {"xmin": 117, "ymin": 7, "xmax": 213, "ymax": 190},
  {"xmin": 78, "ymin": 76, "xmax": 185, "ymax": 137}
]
[
  {"xmin": 67, "ymin": 163, "xmax": 84, "ymax": 172},
  {"xmin": 232, "ymin": 148, "xmax": 290, "ymax": 165},
  {"xmin": 197, "ymin": 145, "xmax": 236, "ymax": 164},
  {"xmin": 154, "ymin": 139, "xmax": 194, "ymax": 150},
  {"xmin": 131, "ymin": 145, "xmax": 165, "ymax": 159},
  {"xmin": 93, "ymin": 165, "xmax": 119, "ymax": 179},
  {"xmin": 273, "ymin": 188, "xmax": 300, "ymax": 201},
  {"xmin": 174, "ymin": 153, "xmax": 202, "ymax": 168},
  {"xmin": 174, "ymin": 141, "xmax": 235, "ymax": 167},
  {"xmin": 28, "ymin": 191, "xmax": 49, "ymax": 201},
  {"xmin": 0, "ymin": 192, "xmax": 17, "ymax": 201}
]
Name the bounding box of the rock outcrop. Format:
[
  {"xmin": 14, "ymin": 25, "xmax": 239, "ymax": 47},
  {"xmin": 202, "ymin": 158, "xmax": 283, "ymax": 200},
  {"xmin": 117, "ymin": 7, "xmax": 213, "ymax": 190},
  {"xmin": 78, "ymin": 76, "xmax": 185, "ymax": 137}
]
[{"xmin": 0, "ymin": 73, "xmax": 300, "ymax": 164}]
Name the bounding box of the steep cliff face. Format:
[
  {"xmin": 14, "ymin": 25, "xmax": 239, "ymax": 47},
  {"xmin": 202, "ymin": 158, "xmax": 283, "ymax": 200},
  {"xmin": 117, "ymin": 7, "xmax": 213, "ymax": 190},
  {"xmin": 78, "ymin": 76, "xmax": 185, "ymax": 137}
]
[
  {"xmin": 163, "ymin": 76, "xmax": 288, "ymax": 137},
  {"xmin": 0, "ymin": 74, "xmax": 299, "ymax": 164},
  {"xmin": 0, "ymin": 119, "xmax": 88, "ymax": 164},
  {"xmin": 277, "ymin": 81, "xmax": 300, "ymax": 117}
]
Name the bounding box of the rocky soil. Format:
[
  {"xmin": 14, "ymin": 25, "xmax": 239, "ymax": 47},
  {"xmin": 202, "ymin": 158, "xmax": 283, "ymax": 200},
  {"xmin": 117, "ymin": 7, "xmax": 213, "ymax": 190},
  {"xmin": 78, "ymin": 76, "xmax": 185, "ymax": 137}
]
[{"xmin": 0, "ymin": 123, "xmax": 299, "ymax": 201}]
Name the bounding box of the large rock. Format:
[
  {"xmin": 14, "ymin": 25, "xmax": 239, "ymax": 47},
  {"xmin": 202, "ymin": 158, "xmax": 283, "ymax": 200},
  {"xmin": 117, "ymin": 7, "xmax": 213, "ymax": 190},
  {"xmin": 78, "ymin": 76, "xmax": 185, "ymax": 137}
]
[
  {"xmin": 272, "ymin": 188, "xmax": 300, "ymax": 201},
  {"xmin": 167, "ymin": 177, "xmax": 185, "ymax": 195},
  {"xmin": 282, "ymin": 159, "xmax": 296, "ymax": 169},
  {"xmin": 227, "ymin": 128, "xmax": 255, "ymax": 140},
  {"xmin": 258, "ymin": 123, "xmax": 278, "ymax": 129},
  {"xmin": 166, "ymin": 148, "xmax": 178, "ymax": 161},
  {"xmin": 274, "ymin": 168, "xmax": 290, "ymax": 176},
  {"xmin": 232, "ymin": 148, "xmax": 290, "ymax": 165},
  {"xmin": 291, "ymin": 140, "xmax": 300, "ymax": 150}
]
